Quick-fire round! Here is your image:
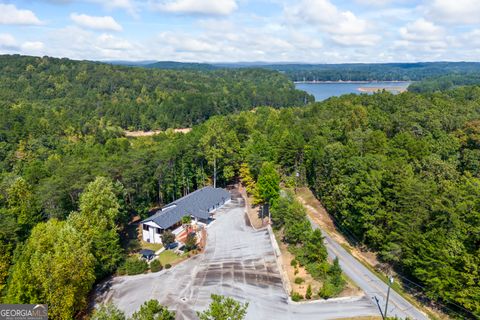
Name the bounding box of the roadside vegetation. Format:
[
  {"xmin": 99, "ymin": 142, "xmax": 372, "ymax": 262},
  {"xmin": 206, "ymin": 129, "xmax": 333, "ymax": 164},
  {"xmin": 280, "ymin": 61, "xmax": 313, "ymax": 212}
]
[{"xmin": 271, "ymin": 191, "xmax": 346, "ymax": 300}]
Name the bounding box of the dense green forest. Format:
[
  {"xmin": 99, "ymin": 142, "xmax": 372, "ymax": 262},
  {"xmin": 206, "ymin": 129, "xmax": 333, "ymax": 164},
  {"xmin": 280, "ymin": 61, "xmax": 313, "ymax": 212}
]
[
  {"xmin": 144, "ymin": 60, "xmax": 480, "ymax": 82},
  {"xmin": 0, "ymin": 55, "xmax": 479, "ymax": 318},
  {"xmin": 0, "ymin": 55, "xmax": 312, "ymax": 130},
  {"xmin": 408, "ymin": 73, "xmax": 480, "ymax": 93}
]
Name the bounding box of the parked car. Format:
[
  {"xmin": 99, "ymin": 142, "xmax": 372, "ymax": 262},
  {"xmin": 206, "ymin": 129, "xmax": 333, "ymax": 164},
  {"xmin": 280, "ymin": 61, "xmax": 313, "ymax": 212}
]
[
  {"xmin": 165, "ymin": 242, "xmax": 178, "ymax": 250},
  {"xmin": 139, "ymin": 249, "xmax": 155, "ymax": 261}
]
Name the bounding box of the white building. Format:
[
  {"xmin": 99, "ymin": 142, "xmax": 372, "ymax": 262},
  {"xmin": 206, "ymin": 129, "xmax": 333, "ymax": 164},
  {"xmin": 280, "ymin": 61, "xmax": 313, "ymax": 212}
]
[{"xmin": 141, "ymin": 186, "xmax": 231, "ymax": 244}]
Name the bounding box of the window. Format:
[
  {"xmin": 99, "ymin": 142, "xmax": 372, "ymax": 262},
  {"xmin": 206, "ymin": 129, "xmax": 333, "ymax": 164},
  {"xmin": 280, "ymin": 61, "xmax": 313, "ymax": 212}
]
[
  {"xmin": 143, "ymin": 224, "xmax": 149, "ymax": 231},
  {"xmin": 156, "ymin": 228, "xmax": 162, "ymax": 234}
]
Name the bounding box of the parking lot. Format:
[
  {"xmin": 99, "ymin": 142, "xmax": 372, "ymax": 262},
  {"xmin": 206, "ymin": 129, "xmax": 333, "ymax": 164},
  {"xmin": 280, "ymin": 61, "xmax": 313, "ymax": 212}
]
[{"xmin": 95, "ymin": 191, "xmax": 378, "ymax": 320}]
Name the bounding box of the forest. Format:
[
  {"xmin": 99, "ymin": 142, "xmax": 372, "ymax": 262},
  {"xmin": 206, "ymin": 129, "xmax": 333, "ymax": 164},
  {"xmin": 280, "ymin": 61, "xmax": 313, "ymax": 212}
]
[
  {"xmin": 0, "ymin": 55, "xmax": 479, "ymax": 319},
  {"xmin": 0, "ymin": 55, "xmax": 312, "ymax": 130},
  {"xmin": 144, "ymin": 60, "xmax": 480, "ymax": 82},
  {"xmin": 408, "ymin": 73, "xmax": 480, "ymax": 93}
]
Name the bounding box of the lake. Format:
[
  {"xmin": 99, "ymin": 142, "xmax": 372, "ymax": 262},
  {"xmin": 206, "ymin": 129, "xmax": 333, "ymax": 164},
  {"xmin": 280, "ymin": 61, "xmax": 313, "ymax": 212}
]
[{"xmin": 295, "ymin": 81, "xmax": 411, "ymax": 101}]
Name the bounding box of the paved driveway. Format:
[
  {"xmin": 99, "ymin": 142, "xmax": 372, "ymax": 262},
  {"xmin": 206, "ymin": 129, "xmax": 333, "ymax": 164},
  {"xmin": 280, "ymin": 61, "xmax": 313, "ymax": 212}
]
[{"xmin": 96, "ymin": 192, "xmax": 380, "ymax": 319}]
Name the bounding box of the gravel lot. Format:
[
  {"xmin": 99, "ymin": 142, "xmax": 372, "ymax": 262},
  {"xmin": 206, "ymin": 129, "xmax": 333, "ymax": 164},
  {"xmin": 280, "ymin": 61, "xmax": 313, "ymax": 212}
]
[{"xmin": 95, "ymin": 191, "xmax": 379, "ymax": 320}]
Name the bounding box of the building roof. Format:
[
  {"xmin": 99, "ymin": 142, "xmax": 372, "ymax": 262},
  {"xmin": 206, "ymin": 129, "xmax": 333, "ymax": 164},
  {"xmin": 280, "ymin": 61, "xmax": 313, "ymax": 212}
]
[{"xmin": 141, "ymin": 186, "xmax": 230, "ymax": 229}]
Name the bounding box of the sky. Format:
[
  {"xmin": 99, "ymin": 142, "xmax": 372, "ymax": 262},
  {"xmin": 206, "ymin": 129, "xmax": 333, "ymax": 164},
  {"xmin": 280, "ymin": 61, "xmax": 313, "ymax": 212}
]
[{"xmin": 0, "ymin": 0, "xmax": 479, "ymax": 63}]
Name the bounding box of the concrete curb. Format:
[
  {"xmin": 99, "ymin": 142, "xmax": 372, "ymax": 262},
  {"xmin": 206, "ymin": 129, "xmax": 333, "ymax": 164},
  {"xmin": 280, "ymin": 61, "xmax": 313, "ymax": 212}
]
[
  {"xmin": 287, "ymin": 295, "xmax": 367, "ymax": 305},
  {"xmin": 266, "ymin": 225, "xmax": 292, "ymax": 296}
]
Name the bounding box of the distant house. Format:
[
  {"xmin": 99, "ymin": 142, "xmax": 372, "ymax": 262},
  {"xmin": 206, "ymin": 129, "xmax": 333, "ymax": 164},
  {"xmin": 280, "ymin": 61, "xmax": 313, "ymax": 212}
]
[{"xmin": 141, "ymin": 186, "xmax": 231, "ymax": 244}]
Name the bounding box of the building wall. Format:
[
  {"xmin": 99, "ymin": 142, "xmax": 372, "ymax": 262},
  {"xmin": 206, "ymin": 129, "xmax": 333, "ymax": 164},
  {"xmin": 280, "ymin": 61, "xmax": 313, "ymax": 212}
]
[{"xmin": 142, "ymin": 221, "xmax": 163, "ymax": 244}]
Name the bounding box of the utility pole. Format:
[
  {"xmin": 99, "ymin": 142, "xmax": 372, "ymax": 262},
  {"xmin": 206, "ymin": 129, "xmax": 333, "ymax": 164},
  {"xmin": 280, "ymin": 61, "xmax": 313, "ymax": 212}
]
[
  {"xmin": 213, "ymin": 155, "xmax": 216, "ymax": 188},
  {"xmin": 384, "ymin": 276, "xmax": 394, "ymax": 319}
]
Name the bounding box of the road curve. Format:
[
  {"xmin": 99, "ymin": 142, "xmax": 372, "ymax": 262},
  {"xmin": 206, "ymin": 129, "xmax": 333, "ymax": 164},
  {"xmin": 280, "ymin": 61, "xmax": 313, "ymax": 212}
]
[{"xmin": 307, "ymin": 215, "xmax": 429, "ymax": 320}]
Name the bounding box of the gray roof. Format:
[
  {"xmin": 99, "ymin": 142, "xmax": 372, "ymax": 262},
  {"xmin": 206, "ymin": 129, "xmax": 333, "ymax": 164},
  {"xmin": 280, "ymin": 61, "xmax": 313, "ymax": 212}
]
[{"xmin": 141, "ymin": 186, "xmax": 231, "ymax": 229}]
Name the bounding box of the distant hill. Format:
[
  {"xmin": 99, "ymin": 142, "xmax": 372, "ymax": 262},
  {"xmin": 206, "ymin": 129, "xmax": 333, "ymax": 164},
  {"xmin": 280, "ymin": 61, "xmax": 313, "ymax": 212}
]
[
  {"xmin": 137, "ymin": 60, "xmax": 480, "ymax": 81},
  {"xmin": 144, "ymin": 61, "xmax": 218, "ymax": 70}
]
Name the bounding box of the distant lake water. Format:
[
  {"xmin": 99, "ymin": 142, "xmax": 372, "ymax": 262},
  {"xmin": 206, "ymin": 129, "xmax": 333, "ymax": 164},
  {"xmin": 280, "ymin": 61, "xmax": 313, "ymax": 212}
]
[{"xmin": 295, "ymin": 81, "xmax": 411, "ymax": 101}]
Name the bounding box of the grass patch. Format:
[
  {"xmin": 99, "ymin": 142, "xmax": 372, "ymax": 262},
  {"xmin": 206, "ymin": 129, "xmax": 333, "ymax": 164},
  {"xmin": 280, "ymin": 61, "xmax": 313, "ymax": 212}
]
[
  {"xmin": 157, "ymin": 250, "xmax": 185, "ymax": 265},
  {"xmin": 140, "ymin": 241, "xmax": 163, "ymax": 251}
]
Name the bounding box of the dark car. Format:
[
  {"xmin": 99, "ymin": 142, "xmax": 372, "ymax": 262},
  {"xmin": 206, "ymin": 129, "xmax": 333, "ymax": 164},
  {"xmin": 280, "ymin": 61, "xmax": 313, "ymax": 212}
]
[
  {"xmin": 139, "ymin": 249, "xmax": 155, "ymax": 261},
  {"xmin": 165, "ymin": 242, "xmax": 178, "ymax": 250}
]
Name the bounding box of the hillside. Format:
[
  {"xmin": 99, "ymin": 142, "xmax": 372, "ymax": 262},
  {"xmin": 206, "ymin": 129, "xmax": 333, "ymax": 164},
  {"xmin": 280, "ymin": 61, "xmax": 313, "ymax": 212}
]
[{"xmin": 0, "ymin": 55, "xmax": 312, "ymax": 130}]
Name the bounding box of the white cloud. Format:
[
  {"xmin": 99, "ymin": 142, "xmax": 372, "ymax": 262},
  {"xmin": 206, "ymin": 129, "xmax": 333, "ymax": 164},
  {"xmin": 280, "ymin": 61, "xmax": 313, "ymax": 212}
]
[
  {"xmin": 97, "ymin": 34, "xmax": 133, "ymax": 50},
  {"xmin": 70, "ymin": 13, "xmax": 123, "ymax": 31},
  {"xmin": 21, "ymin": 41, "xmax": 45, "ymax": 52},
  {"xmin": 427, "ymin": 0, "xmax": 480, "ymax": 25},
  {"xmin": 0, "ymin": 4, "xmax": 42, "ymax": 25},
  {"xmin": 286, "ymin": 0, "xmax": 380, "ymax": 46},
  {"xmin": 331, "ymin": 34, "xmax": 381, "ymax": 47},
  {"xmin": 98, "ymin": 0, "xmax": 137, "ymax": 16},
  {"xmin": 155, "ymin": 0, "xmax": 238, "ymax": 16},
  {"xmin": 0, "ymin": 33, "xmax": 17, "ymax": 50},
  {"xmin": 399, "ymin": 18, "xmax": 444, "ymax": 42}
]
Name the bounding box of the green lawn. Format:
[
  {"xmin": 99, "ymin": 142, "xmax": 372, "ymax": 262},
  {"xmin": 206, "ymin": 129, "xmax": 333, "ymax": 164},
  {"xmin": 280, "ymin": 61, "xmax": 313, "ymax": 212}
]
[
  {"xmin": 140, "ymin": 241, "xmax": 163, "ymax": 252},
  {"xmin": 157, "ymin": 250, "xmax": 185, "ymax": 265}
]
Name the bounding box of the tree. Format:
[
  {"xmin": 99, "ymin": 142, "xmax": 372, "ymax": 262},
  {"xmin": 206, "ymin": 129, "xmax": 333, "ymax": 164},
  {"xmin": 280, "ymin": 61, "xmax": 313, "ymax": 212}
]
[
  {"xmin": 306, "ymin": 284, "xmax": 312, "ymax": 300},
  {"xmin": 6, "ymin": 220, "xmax": 96, "ymax": 319},
  {"xmin": 68, "ymin": 177, "xmax": 123, "ymax": 279},
  {"xmin": 161, "ymin": 230, "xmax": 175, "ymax": 247},
  {"xmin": 184, "ymin": 232, "xmax": 197, "ymax": 251},
  {"xmin": 256, "ymin": 162, "xmax": 280, "ymax": 205},
  {"xmin": 130, "ymin": 300, "xmax": 175, "ymax": 320},
  {"xmin": 181, "ymin": 215, "xmax": 192, "ymax": 230},
  {"xmin": 92, "ymin": 304, "xmax": 126, "ymax": 320},
  {"xmin": 256, "ymin": 162, "xmax": 280, "ymax": 223},
  {"xmin": 200, "ymin": 117, "xmax": 240, "ymax": 187},
  {"xmin": 197, "ymin": 294, "xmax": 249, "ymax": 320},
  {"xmin": 4, "ymin": 177, "xmax": 39, "ymax": 237},
  {"xmin": 239, "ymin": 163, "xmax": 256, "ymax": 196}
]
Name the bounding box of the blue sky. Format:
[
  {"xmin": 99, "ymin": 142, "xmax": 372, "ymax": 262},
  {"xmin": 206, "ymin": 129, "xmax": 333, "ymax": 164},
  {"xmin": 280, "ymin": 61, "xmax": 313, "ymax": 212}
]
[{"xmin": 0, "ymin": 0, "xmax": 479, "ymax": 62}]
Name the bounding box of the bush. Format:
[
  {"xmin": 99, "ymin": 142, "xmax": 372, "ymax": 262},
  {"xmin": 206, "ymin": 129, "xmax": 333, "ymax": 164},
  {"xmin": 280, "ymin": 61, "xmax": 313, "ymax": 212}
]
[
  {"xmin": 305, "ymin": 284, "xmax": 312, "ymax": 299},
  {"xmin": 184, "ymin": 232, "xmax": 197, "ymax": 252},
  {"xmin": 161, "ymin": 230, "xmax": 175, "ymax": 247},
  {"xmin": 294, "ymin": 268, "xmax": 299, "ymax": 275},
  {"xmin": 290, "ymin": 259, "xmax": 298, "ymax": 267},
  {"xmin": 291, "ymin": 291, "xmax": 303, "ymax": 302},
  {"xmin": 150, "ymin": 260, "xmax": 163, "ymax": 272},
  {"xmin": 165, "ymin": 263, "xmax": 172, "ymax": 269},
  {"xmin": 318, "ymin": 280, "xmax": 343, "ymax": 299},
  {"xmin": 123, "ymin": 257, "xmax": 148, "ymax": 275},
  {"xmin": 294, "ymin": 277, "xmax": 304, "ymax": 285}
]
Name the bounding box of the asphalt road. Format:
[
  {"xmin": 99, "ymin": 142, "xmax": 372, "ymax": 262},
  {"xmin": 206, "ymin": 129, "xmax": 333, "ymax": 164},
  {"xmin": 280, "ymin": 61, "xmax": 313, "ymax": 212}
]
[
  {"xmin": 307, "ymin": 215, "xmax": 429, "ymax": 320},
  {"xmin": 95, "ymin": 192, "xmax": 381, "ymax": 320}
]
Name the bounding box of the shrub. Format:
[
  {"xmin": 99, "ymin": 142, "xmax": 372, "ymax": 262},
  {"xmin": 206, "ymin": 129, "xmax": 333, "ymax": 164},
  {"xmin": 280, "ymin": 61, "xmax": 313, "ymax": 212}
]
[
  {"xmin": 165, "ymin": 263, "xmax": 172, "ymax": 269},
  {"xmin": 294, "ymin": 277, "xmax": 304, "ymax": 285},
  {"xmin": 294, "ymin": 268, "xmax": 299, "ymax": 275},
  {"xmin": 291, "ymin": 291, "xmax": 303, "ymax": 302},
  {"xmin": 124, "ymin": 257, "xmax": 148, "ymax": 275},
  {"xmin": 318, "ymin": 281, "xmax": 342, "ymax": 299},
  {"xmin": 150, "ymin": 260, "xmax": 163, "ymax": 272},
  {"xmin": 161, "ymin": 230, "xmax": 175, "ymax": 247},
  {"xmin": 290, "ymin": 259, "xmax": 298, "ymax": 267},
  {"xmin": 184, "ymin": 232, "xmax": 197, "ymax": 252},
  {"xmin": 305, "ymin": 284, "xmax": 312, "ymax": 299}
]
